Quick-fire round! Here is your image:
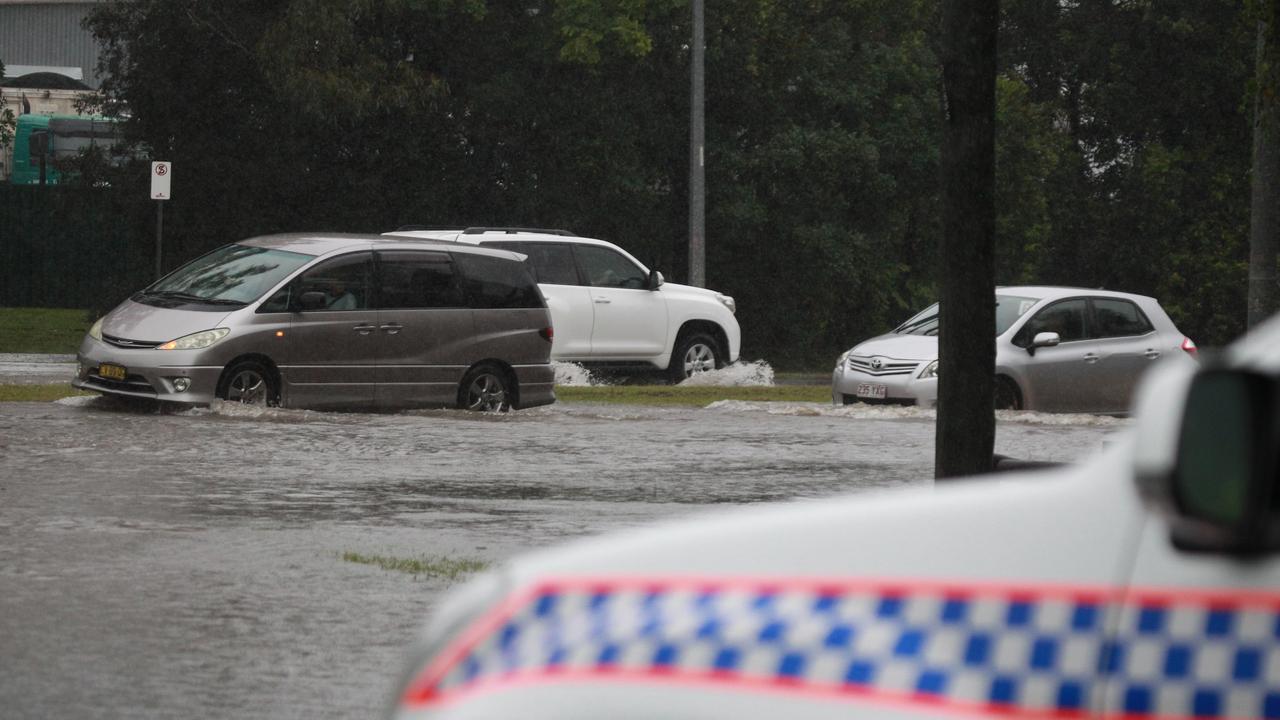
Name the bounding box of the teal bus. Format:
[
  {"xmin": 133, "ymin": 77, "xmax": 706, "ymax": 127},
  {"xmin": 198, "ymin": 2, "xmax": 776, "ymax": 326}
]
[{"xmin": 9, "ymin": 114, "xmax": 126, "ymax": 185}]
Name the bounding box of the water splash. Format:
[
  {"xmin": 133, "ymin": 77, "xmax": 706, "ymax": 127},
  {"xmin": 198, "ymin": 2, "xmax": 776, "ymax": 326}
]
[
  {"xmin": 553, "ymin": 362, "xmax": 606, "ymax": 387},
  {"xmin": 704, "ymin": 400, "xmax": 1129, "ymax": 427},
  {"xmin": 679, "ymin": 360, "xmax": 775, "ymax": 387}
]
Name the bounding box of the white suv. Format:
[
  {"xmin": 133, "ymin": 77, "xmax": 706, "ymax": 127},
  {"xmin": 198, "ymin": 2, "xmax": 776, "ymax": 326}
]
[{"xmin": 387, "ymin": 227, "xmax": 741, "ymax": 380}]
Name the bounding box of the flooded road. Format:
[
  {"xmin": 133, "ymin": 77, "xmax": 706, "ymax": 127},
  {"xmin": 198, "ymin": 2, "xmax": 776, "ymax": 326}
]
[{"xmin": 0, "ymin": 391, "xmax": 1124, "ymax": 719}]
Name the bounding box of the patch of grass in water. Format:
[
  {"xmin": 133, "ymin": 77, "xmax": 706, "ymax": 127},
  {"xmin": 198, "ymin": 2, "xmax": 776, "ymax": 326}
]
[
  {"xmin": 341, "ymin": 552, "xmax": 488, "ymax": 581},
  {"xmin": 555, "ymin": 384, "xmax": 829, "ymax": 406},
  {"xmin": 0, "ymin": 383, "xmax": 92, "ymax": 402}
]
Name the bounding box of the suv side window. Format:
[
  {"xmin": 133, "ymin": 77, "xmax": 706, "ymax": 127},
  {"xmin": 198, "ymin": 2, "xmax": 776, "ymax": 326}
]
[
  {"xmin": 1091, "ymin": 298, "xmax": 1154, "ymax": 338},
  {"xmin": 573, "ymin": 244, "xmax": 647, "ymax": 289},
  {"xmin": 377, "ymin": 251, "xmax": 465, "ymax": 309},
  {"xmin": 481, "ymin": 241, "xmax": 580, "ymax": 286},
  {"xmin": 1013, "ymin": 298, "xmax": 1088, "ymax": 346},
  {"xmin": 453, "ymin": 253, "xmax": 544, "ymax": 309},
  {"xmin": 261, "ymin": 252, "xmax": 374, "ymax": 312}
]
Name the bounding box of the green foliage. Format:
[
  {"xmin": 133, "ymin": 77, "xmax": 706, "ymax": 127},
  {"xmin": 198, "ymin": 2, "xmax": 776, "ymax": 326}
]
[{"xmin": 0, "ymin": 59, "xmax": 13, "ymax": 150}]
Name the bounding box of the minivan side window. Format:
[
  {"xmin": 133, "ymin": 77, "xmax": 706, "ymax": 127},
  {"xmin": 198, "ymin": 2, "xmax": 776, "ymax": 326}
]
[
  {"xmin": 1013, "ymin": 298, "xmax": 1088, "ymax": 346},
  {"xmin": 573, "ymin": 245, "xmax": 647, "ymax": 289},
  {"xmin": 453, "ymin": 253, "xmax": 544, "ymax": 309},
  {"xmin": 1091, "ymin": 298, "xmax": 1154, "ymax": 338},
  {"xmin": 377, "ymin": 251, "xmax": 465, "ymax": 309},
  {"xmin": 260, "ymin": 252, "xmax": 374, "ymax": 312},
  {"xmin": 481, "ymin": 241, "xmax": 579, "ymax": 286}
]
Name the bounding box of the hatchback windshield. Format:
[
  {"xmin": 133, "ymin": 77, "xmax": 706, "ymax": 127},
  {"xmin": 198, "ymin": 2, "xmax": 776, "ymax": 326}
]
[
  {"xmin": 894, "ymin": 294, "xmax": 1040, "ymax": 336},
  {"xmin": 142, "ymin": 244, "xmax": 315, "ymax": 305}
]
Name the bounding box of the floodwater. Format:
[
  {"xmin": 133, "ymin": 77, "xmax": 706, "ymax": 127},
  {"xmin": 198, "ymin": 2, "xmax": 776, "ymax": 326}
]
[{"xmin": 0, "ymin": 360, "xmax": 1125, "ymax": 719}]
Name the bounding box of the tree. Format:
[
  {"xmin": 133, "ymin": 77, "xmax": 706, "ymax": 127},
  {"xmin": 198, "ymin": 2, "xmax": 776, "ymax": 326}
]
[
  {"xmin": 936, "ymin": 0, "xmax": 998, "ymax": 479},
  {"xmin": 0, "ymin": 60, "xmax": 15, "ymax": 152},
  {"xmin": 1250, "ymin": 0, "xmax": 1280, "ymax": 328}
]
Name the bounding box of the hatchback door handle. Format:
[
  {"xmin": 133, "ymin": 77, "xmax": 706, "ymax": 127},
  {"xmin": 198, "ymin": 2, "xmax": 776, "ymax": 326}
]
[
  {"xmin": 380, "ymin": 323, "xmax": 403, "ymax": 335},
  {"xmin": 1144, "ymin": 349, "xmax": 1161, "ymax": 359},
  {"xmin": 353, "ymin": 324, "xmax": 376, "ymax": 335},
  {"xmin": 594, "ymin": 297, "xmax": 612, "ymax": 304},
  {"xmin": 1083, "ymin": 353, "xmax": 1100, "ymax": 364}
]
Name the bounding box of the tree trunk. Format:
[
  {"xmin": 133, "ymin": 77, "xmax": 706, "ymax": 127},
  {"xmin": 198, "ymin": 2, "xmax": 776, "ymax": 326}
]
[
  {"xmin": 1250, "ymin": 12, "xmax": 1280, "ymax": 329},
  {"xmin": 936, "ymin": 0, "xmax": 999, "ymax": 479}
]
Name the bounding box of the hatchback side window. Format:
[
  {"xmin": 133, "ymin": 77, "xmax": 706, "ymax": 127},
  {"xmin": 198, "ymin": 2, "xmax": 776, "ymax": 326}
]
[
  {"xmin": 263, "ymin": 252, "xmax": 374, "ymax": 312},
  {"xmin": 573, "ymin": 245, "xmax": 647, "ymax": 289},
  {"xmin": 453, "ymin": 253, "xmax": 544, "ymax": 309},
  {"xmin": 1014, "ymin": 299, "xmax": 1088, "ymax": 346},
  {"xmin": 481, "ymin": 241, "xmax": 580, "ymax": 285},
  {"xmin": 1091, "ymin": 298, "xmax": 1154, "ymax": 338},
  {"xmin": 377, "ymin": 251, "xmax": 465, "ymax": 309}
]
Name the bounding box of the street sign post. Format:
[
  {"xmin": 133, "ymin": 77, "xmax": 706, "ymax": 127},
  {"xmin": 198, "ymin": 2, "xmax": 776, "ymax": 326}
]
[{"xmin": 151, "ymin": 162, "xmax": 171, "ymax": 279}]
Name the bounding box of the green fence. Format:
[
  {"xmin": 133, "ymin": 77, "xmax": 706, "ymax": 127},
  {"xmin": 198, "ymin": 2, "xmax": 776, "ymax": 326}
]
[{"xmin": 0, "ymin": 185, "xmax": 158, "ymax": 314}]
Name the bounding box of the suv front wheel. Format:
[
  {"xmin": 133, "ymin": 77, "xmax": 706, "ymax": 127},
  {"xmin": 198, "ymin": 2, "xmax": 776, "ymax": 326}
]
[{"xmin": 669, "ymin": 333, "xmax": 722, "ymax": 383}]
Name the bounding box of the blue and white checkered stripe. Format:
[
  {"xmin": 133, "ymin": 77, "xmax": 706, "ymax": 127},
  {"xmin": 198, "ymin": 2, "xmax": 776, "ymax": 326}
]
[{"xmin": 428, "ymin": 582, "xmax": 1280, "ymax": 718}]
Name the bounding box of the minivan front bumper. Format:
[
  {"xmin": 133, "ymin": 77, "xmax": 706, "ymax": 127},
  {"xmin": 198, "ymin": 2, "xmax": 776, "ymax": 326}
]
[{"xmin": 73, "ymin": 338, "xmax": 225, "ymax": 405}]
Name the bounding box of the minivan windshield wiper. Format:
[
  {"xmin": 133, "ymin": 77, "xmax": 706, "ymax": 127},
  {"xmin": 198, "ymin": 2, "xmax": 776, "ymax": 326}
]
[{"xmin": 141, "ymin": 290, "xmax": 247, "ymax": 307}]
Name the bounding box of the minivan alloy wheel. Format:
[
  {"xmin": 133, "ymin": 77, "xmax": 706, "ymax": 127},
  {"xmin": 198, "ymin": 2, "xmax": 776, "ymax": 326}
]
[
  {"xmin": 219, "ymin": 360, "xmax": 278, "ymax": 406},
  {"xmin": 460, "ymin": 365, "xmax": 511, "ymax": 412}
]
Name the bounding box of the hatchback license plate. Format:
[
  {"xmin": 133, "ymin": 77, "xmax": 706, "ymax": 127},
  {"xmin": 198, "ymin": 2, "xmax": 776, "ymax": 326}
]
[
  {"xmin": 855, "ymin": 383, "xmax": 887, "ymax": 400},
  {"xmin": 99, "ymin": 363, "xmax": 127, "ymax": 381}
]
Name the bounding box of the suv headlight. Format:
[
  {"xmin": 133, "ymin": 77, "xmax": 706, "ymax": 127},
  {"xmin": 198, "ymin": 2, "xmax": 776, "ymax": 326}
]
[
  {"xmin": 88, "ymin": 318, "xmax": 103, "ymax": 341},
  {"xmin": 157, "ymin": 328, "xmax": 230, "ymax": 351},
  {"xmin": 716, "ymin": 293, "xmax": 736, "ymax": 314},
  {"xmin": 918, "ymin": 360, "xmax": 939, "ymax": 379}
]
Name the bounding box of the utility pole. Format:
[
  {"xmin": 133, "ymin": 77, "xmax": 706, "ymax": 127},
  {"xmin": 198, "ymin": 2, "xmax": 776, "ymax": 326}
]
[{"xmin": 688, "ymin": 0, "xmax": 706, "ymax": 287}]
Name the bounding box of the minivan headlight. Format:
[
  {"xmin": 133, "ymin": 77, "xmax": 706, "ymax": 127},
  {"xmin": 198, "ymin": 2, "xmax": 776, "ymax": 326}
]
[
  {"xmin": 158, "ymin": 328, "xmax": 230, "ymax": 351},
  {"xmin": 89, "ymin": 318, "xmax": 103, "ymax": 341},
  {"xmin": 919, "ymin": 360, "xmax": 939, "ymax": 379}
]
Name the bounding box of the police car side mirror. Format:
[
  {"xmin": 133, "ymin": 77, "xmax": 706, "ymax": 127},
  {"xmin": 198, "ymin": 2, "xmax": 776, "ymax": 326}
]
[{"xmin": 1134, "ymin": 364, "xmax": 1280, "ymax": 556}]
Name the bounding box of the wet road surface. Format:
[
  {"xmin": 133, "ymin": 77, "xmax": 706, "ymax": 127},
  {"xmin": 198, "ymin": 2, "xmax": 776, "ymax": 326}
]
[{"xmin": 0, "ymin": 392, "xmax": 1123, "ymax": 718}]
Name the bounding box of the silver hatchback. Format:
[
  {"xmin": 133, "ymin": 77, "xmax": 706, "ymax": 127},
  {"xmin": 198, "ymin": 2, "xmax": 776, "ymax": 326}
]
[
  {"xmin": 832, "ymin": 286, "xmax": 1197, "ymax": 414},
  {"xmin": 72, "ymin": 233, "xmax": 556, "ymax": 411}
]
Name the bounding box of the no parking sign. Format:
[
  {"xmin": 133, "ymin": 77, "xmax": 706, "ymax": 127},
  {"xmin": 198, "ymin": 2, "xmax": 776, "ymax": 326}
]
[{"xmin": 151, "ymin": 161, "xmax": 171, "ymax": 200}]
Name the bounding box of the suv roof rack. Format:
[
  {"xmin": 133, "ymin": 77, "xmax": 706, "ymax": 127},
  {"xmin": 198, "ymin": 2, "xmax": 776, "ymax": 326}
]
[{"xmin": 461, "ymin": 226, "xmax": 577, "ymax": 237}]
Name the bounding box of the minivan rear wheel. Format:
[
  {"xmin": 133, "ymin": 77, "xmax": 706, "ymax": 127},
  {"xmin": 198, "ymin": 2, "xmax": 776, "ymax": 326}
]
[
  {"xmin": 459, "ymin": 364, "xmax": 511, "ymax": 412},
  {"xmin": 219, "ymin": 360, "xmax": 278, "ymax": 406},
  {"xmin": 669, "ymin": 333, "xmax": 722, "ymax": 383}
]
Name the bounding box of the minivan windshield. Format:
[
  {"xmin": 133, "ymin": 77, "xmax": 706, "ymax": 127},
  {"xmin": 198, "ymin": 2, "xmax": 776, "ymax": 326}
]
[
  {"xmin": 893, "ymin": 294, "xmax": 1040, "ymax": 337},
  {"xmin": 141, "ymin": 244, "xmax": 315, "ymax": 305}
]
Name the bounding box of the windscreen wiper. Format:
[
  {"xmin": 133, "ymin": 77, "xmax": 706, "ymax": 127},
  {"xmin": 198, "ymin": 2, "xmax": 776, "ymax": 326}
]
[{"xmin": 143, "ymin": 290, "xmax": 247, "ymax": 306}]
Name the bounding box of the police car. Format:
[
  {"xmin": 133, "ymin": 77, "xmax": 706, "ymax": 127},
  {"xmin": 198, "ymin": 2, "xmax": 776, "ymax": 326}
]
[{"xmin": 388, "ymin": 316, "xmax": 1280, "ymax": 719}]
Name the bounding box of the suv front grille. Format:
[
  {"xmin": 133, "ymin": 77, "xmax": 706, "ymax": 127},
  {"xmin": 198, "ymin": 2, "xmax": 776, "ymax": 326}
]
[{"xmin": 847, "ymin": 356, "xmax": 921, "ymax": 376}]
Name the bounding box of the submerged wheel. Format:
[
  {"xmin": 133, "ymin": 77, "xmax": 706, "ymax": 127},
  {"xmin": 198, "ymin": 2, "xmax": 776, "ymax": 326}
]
[
  {"xmin": 219, "ymin": 360, "xmax": 278, "ymax": 406},
  {"xmin": 994, "ymin": 376, "xmax": 1022, "ymax": 411},
  {"xmin": 669, "ymin": 333, "xmax": 722, "ymax": 382},
  {"xmin": 458, "ymin": 364, "xmax": 512, "ymax": 412}
]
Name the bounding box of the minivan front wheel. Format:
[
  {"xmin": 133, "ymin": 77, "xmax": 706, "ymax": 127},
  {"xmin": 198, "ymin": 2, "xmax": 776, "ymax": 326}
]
[
  {"xmin": 459, "ymin": 364, "xmax": 512, "ymax": 412},
  {"xmin": 218, "ymin": 360, "xmax": 279, "ymax": 406},
  {"xmin": 669, "ymin": 333, "xmax": 721, "ymax": 383}
]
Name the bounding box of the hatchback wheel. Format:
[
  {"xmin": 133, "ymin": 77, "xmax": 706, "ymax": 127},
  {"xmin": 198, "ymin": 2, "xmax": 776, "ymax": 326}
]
[
  {"xmin": 459, "ymin": 364, "xmax": 511, "ymax": 412},
  {"xmin": 219, "ymin": 360, "xmax": 278, "ymax": 406},
  {"xmin": 669, "ymin": 333, "xmax": 721, "ymax": 382},
  {"xmin": 994, "ymin": 376, "xmax": 1022, "ymax": 411}
]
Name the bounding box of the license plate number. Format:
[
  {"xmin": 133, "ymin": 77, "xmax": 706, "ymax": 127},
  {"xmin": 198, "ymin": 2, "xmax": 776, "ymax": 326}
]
[
  {"xmin": 855, "ymin": 383, "xmax": 887, "ymax": 400},
  {"xmin": 99, "ymin": 363, "xmax": 127, "ymax": 381}
]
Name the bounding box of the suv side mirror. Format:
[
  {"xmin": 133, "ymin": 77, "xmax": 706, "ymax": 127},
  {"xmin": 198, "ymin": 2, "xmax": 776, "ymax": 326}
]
[
  {"xmin": 646, "ymin": 268, "xmax": 664, "ymax": 291},
  {"xmin": 1136, "ymin": 366, "xmax": 1280, "ymax": 556}
]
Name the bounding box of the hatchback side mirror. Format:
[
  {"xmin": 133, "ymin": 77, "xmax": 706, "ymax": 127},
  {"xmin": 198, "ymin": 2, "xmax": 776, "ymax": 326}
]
[
  {"xmin": 1136, "ymin": 367, "xmax": 1280, "ymax": 556},
  {"xmin": 646, "ymin": 268, "xmax": 664, "ymax": 291},
  {"xmin": 1025, "ymin": 331, "xmax": 1060, "ymax": 356}
]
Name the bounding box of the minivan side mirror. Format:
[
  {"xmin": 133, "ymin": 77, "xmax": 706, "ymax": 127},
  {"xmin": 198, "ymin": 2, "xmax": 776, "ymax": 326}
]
[
  {"xmin": 298, "ymin": 291, "xmax": 328, "ymax": 311},
  {"xmin": 1136, "ymin": 366, "xmax": 1280, "ymax": 556},
  {"xmin": 646, "ymin": 268, "xmax": 664, "ymax": 291}
]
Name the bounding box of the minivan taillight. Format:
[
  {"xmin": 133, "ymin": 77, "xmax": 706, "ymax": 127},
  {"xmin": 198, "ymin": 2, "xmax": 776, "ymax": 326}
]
[
  {"xmin": 1180, "ymin": 336, "xmax": 1197, "ymax": 356},
  {"xmin": 539, "ymin": 326, "xmax": 554, "ymax": 343}
]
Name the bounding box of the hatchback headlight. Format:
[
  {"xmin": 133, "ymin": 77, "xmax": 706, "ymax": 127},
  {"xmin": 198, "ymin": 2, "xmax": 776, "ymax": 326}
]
[
  {"xmin": 88, "ymin": 318, "xmax": 103, "ymax": 341},
  {"xmin": 157, "ymin": 328, "xmax": 230, "ymax": 351},
  {"xmin": 918, "ymin": 360, "xmax": 939, "ymax": 379}
]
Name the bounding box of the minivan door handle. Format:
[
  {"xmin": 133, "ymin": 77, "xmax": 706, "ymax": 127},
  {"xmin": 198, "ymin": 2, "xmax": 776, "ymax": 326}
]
[
  {"xmin": 380, "ymin": 323, "xmax": 403, "ymax": 335},
  {"xmin": 1144, "ymin": 349, "xmax": 1161, "ymax": 360},
  {"xmin": 1082, "ymin": 353, "xmax": 1100, "ymax": 364},
  {"xmin": 352, "ymin": 324, "xmax": 376, "ymax": 335}
]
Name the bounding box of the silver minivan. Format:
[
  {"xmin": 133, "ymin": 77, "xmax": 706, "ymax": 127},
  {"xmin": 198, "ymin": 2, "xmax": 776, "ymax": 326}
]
[{"xmin": 72, "ymin": 233, "xmax": 557, "ymax": 411}]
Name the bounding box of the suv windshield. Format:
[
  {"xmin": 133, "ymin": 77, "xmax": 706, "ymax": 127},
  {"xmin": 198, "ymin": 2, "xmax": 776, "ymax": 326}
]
[
  {"xmin": 142, "ymin": 244, "xmax": 315, "ymax": 305},
  {"xmin": 894, "ymin": 294, "xmax": 1040, "ymax": 337}
]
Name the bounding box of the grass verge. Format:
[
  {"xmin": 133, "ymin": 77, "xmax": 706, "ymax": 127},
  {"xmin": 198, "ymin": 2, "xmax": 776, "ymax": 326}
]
[
  {"xmin": 0, "ymin": 308, "xmax": 89, "ymax": 354},
  {"xmin": 555, "ymin": 384, "xmax": 829, "ymax": 406},
  {"xmin": 341, "ymin": 552, "xmax": 489, "ymax": 581}
]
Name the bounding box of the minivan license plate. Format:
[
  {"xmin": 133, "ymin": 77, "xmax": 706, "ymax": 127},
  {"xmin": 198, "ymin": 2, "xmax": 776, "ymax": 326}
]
[
  {"xmin": 99, "ymin": 363, "xmax": 127, "ymax": 381},
  {"xmin": 855, "ymin": 383, "xmax": 887, "ymax": 400}
]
